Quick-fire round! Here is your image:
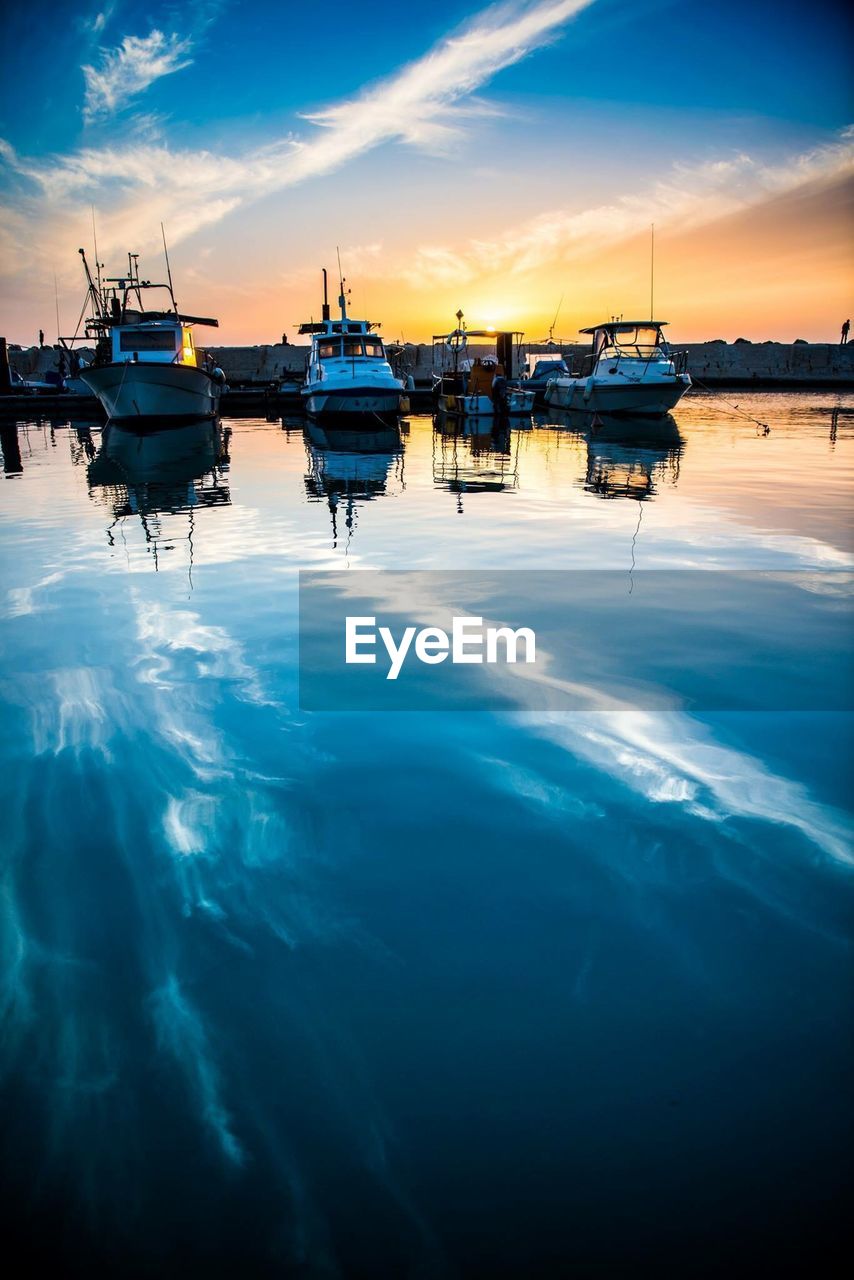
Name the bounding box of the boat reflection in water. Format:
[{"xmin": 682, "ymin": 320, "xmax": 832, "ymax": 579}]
[
  {"xmin": 87, "ymin": 417, "xmax": 231, "ymax": 568},
  {"xmin": 433, "ymin": 411, "xmax": 522, "ymax": 511},
  {"xmin": 545, "ymin": 408, "xmax": 683, "ymax": 501},
  {"xmin": 303, "ymin": 420, "xmax": 405, "ymax": 547}
]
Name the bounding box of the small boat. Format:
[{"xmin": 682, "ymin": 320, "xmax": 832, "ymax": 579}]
[
  {"xmin": 432, "ymin": 314, "xmax": 536, "ymax": 418},
  {"xmin": 299, "ymin": 270, "xmax": 404, "ymax": 424},
  {"xmin": 71, "ymin": 248, "xmax": 225, "ymax": 423},
  {"xmin": 545, "ymin": 321, "xmax": 690, "ymax": 418},
  {"xmin": 523, "ymin": 353, "xmax": 570, "ymax": 403}
]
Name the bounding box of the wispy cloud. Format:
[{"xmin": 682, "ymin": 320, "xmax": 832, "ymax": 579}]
[
  {"xmin": 1, "ymin": 0, "xmax": 850, "ymax": 325},
  {"xmin": 76, "ymin": 4, "xmax": 118, "ymax": 39},
  {"xmin": 88, "ymin": 6, "xmax": 116, "ymax": 37},
  {"xmin": 407, "ymin": 128, "xmax": 854, "ymax": 285},
  {"xmin": 302, "ymin": 0, "xmax": 596, "ymax": 155},
  {"xmin": 82, "ymin": 29, "xmax": 194, "ymax": 122},
  {"xmin": 0, "ymin": 0, "xmax": 596, "ymax": 272}
]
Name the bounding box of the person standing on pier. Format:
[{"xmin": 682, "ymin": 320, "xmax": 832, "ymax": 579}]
[
  {"xmin": 38, "ymin": 328, "xmax": 44, "ymax": 348},
  {"xmin": 841, "ymin": 319, "xmax": 850, "ymax": 344}
]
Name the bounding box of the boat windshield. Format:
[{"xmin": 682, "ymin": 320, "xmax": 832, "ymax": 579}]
[
  {"xmin": 606, "ymin": 326, "xmax": 663, "ymax": 354},
  {"xmin": 318, "ymin": 337, "xmax": 385, "ymax": 359},
  {"xmin": 530, "ymin": 359, "xmax": 568, "ymax": 378},
  {"xmin": 119, "ymin": 329, "xmax": 177, "ymax": 352}
]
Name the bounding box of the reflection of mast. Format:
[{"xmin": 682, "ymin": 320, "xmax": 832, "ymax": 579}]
[{"xmin": 303, "ymin": 422, "xmax": 403, "ymax": 548}]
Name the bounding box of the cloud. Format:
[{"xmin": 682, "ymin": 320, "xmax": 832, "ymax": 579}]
[
  {"xmin": 88, "ymin": 6, "xmax": 115, "ymax": 37},
  {"xmin": 407, "ymin": 128, "xmax": 854, "ymax": 285},
  {"xmin": 82, "ymin": 29, "xmax": 195, "ymax": 122},
  {"xmin": 302, "ymin": 0, "xmax": 595, "ymax": 155},
  {"xmin": 0, "ymin": 0, "xmax": 596, "ymax": 276},
  {"xmin": 0, "ymin": 0, "xmax": 850, "ymax": 324}
]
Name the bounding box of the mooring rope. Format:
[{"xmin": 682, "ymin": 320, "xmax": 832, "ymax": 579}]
[{"xmin": 688, "ymin": 377, "xmax": 771, "ymax": 433}]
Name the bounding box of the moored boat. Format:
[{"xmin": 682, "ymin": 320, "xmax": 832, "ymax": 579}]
[
  {"xmin": 545, "ymin": 321, "xmax": 690, "ymax": 418},
  {"xmin": 70, "ymin": 248, "xmax": 224, "ymax": 423},
  {"xmin": 523, "ymin": 353, "xmax": 570, "ymax": 403},
  {"xmin": 432, "ymin": 314, "xmax": 536, "ymax": 418},
  {"xmin": 299, "ymin": 270, "xmax": 404, "ymax": 424}
]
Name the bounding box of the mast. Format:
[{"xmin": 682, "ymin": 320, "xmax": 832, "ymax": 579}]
[
  {"xmin": 322, "ymin": 268, "xmax": 330, "ymax": 322},
  {"xmin": 78, "ymin": 247, "xmax": 105, "ymax": 321},
  {"xmin": 650, "ymin": 223, "xmax": 655, "ymax": 320},
  {"xmin": 161, "ymin": 222, "xmax": 178, "ymax": 313},
  {"xmin": 53, "ymin": 271, "xmax": 61, "ymax": 343},
  {"xmin": 336, "ymin": 246, "xmax": 347, "ymax": 320},
  {"xmin": 549, "ymin": 294, "xmax": 564, "ymax": 344},
  {"xmin": 91, "ymin": 206, "xmax": 102, "ymax": 298}
]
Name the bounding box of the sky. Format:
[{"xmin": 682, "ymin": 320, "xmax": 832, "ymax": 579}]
[{"xmin": 0, "ymin": 0, "xmax": 852, "ymax": 345}]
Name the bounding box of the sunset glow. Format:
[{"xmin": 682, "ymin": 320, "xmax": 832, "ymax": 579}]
[{"xmin": 0, "ymin": 1, "xmax": 851, "ymax": 344}]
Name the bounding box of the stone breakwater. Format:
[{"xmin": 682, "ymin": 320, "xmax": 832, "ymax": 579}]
[{"xmin": 9, "ymin": 339, "xmax": 854, "ymax": 387}]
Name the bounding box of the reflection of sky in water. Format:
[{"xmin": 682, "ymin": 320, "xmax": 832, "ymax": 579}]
[{"xmin": 0, "ymin": 394, "xmax": 851, "ymax": 1274}]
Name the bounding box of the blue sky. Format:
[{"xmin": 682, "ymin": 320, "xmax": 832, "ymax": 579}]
[
  {"xmin": 0, "ymin": 0, "xmax": 851, "ymax": 341},
  {"xmin": 1, "ymin": 0, "xmax": 849, "ymax": 150}
]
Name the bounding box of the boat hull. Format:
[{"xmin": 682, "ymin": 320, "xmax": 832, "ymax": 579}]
[
  {"xmin": 80, "ymin": 362, "xmax": 221, "ymax": 423},
  {"xmin": 438, "ymin": 390, "xmax": 535, "ymax": 417},
  {"xmin": 302, "ymin": 386, "xmax": 403, "ymax": 423},
  {"xmin": 546, "ymin": 373, "xmax": 690, "ymax": 417}
]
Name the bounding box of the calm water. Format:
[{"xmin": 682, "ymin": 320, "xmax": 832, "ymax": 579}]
[{"xmin": 0, "ymin": 393, "xmax": 852, "ymax": 1276}]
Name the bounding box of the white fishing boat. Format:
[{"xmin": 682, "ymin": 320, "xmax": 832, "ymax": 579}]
[
  {"xmin": 299, "ymin": 270, "xmax": 404, "ymax": 423},
  {"xmin": 432, "ymin": 314, "xmax": 535, "ymax": 417},
  {"xmin": 545, "ymin": 321, "xmax": 690, "ymax": 418},
  {"xmin": 70, "ymin": 247, "xmax": 224, "ymax": 423}
]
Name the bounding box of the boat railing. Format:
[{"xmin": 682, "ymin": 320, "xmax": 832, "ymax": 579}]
[{"xmin": 597, "ymin": 345, "xmax": 689, "ymax": 375}]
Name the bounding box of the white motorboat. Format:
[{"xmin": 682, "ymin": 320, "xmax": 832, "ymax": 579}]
[
  {"xmin": 432, "ymin": 313, "xmax": 535, "ymax": 418},
  {"xmin": 299, "ymin": 270, "xmax": 404, "ymax": 423},
  {"xmin": 71, "ymin": 248, "xmax": 224, "ymax": 423},
  {"xmin": 545, "ymin": 321, "xmax": 690, "ymax": 418}
]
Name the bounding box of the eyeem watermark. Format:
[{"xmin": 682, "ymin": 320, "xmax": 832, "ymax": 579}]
[
  {"xmin": 345, "ymin": 615, "xmax": 536, "ymax": 680},
  {"xmin": 299, "ymin": 569, "xmax": 853, "ymax": 712}
]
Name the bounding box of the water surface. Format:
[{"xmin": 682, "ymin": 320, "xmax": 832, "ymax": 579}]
[{"xmin": 0, "ymin": 392, "xmax": 851, "ymax": 1275}]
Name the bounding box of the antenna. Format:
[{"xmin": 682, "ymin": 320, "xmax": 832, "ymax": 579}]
[
  {"xmin": 161, "ymin": 222, "xmax": 176, "ymax": 311},
  {"xmin": 650, "ymin": 223, "xmax": 655, "ymax": 320},
  {"xmin": 91, "ymin": 205, "xmax": 102, "ymax": 296},
  {"xmin": 53, "ymin": 271, "xmax": 61, "ymax": 343},
  {"xmin": 336, "ymin": 245, "xmax": 348, "ymax": 319},
  {"xmin": 549, "ymin": 293, "xmax": 564, "ymax": 343}
]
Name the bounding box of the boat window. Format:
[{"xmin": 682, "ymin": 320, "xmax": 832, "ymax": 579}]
[
  {"xmin": 363, "ymin": 339, "xmax": 384, "ymax": 359},
  {"xmin": 612, "ymin": 326, "xmax": 661, "ymax": 349},
  {"xmin": 119, "ymin": 329, "xmax": 177, "ymax": 352},
  {"xmin": 318, "ymin": 340, "xmax": 341, "ymax": 358}
]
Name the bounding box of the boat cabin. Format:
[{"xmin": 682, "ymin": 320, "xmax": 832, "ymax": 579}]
[
  {"xmin": 71, "ymin": 251, "xmax": 218, "ymax": 368},
  {"xmin": 299, "ymin": 318, "xmax": 390, "ymax": 373},
  {"xmin": 526, "ymin": 355, "xmax": 569, "ymax": 381},
  {"xmin": 432, "ymin": 325, "xmax": 526, "ymax": 397},
  {"xmin": 581, "ymin": 321, "xmax": 670, "ymax": 361},
  {"xmin": 110, "ymin": 317, "xmax": 198, "ymax": 366}
]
